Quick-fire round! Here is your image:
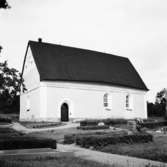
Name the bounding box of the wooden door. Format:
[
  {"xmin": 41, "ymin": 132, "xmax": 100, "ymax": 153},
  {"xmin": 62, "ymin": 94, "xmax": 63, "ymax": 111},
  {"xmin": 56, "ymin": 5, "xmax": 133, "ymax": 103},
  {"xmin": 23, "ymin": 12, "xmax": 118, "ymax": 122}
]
[{"xmin": 61, "ymin": 103, "xmax": 69, "ymax": 122}]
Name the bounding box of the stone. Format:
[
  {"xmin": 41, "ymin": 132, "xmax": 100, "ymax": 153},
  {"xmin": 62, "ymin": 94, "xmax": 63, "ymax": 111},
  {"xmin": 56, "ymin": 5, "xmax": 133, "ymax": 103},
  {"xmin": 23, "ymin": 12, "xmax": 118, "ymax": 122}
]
[
  {"xmin": 98, "ymin": 122, "xmax": 105, "ymax": 126},
  {"xmin": 127, "ymin": 120, "xmax": 137, "ymax": 132}
]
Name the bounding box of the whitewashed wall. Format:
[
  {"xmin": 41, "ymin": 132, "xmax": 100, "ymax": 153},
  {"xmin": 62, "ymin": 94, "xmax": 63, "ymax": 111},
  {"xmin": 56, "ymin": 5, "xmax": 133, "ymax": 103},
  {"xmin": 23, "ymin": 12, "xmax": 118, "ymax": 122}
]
[
  {"xmin": 41, "ymin": 81, "xmax": 147, "ymax": 121},
  {"xmin": 20, "ymin": 88, "xmax": 41, "ymax": 121},
  {"xmin": 22, "ymin": 48, "xmax": 40, "ymax": 91},
  {"xmin": 20, "ymin": 47, "xmax": 41, "ymax": 121}
]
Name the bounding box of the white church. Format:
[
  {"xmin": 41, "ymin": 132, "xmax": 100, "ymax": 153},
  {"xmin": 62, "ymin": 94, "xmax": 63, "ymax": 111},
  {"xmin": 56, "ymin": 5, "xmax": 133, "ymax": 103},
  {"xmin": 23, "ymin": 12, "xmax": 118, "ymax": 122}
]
[{"xmin": 20, "ymin": 39, "xmax": 148, "ymax": 122}]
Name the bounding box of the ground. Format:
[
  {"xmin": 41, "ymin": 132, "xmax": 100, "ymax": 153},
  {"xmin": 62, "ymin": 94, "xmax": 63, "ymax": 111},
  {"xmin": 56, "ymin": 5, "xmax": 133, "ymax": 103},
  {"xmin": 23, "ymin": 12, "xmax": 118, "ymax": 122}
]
[
  {"xmin": 0, "ymin": 153, "xmax": 115, "ymax": 167},
  {"xmin": 0, "ymin": 123, "xmax": 116, "ymax": 167},
  {"xmin": 98, "ymin": 133, "xmax": 167, "ymax": 163},
  {"xmin": 25, "ymin": 126, "xmax": 167, "ymax": 163},
  {"xmin": 1, "ymin": 114, "xmax": 167, "ymax": 166}
]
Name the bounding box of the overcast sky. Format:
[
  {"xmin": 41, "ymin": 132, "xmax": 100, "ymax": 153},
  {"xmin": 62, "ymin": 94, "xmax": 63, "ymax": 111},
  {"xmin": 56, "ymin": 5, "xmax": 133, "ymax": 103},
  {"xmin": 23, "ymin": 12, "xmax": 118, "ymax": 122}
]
[{"xmin": 0, "ymin": 0, "xmax": 167, "ymax": 102}]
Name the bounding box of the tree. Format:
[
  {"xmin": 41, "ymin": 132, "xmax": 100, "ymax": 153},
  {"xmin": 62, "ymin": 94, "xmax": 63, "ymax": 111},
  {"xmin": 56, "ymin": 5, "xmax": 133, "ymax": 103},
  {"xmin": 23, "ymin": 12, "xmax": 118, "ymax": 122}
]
[
  {"xmin": 156, "ymin": 88, "xmax": 167, "ymax": 117},
  {"xmin": 147, "ymin": 101, "xmax": 165, "ymax": 117},
  {"xmin": 0, "ymin": 60, "xmax": 26, "ymax": 107},
  {"xmin": 0, "ymin": 0, "xmax": 10, "ymax": 9}
]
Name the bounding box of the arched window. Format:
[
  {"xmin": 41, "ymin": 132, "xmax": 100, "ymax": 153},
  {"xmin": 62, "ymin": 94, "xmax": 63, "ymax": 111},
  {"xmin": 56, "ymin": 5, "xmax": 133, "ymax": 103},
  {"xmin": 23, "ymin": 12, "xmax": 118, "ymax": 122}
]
[
  {"xmin": 104, "ymin": 93, "xmax": 108, "ymax": 107},
  {"xmin": 104, "ymin": 93, "xmax": 112, "ymax": 109},
  {"xmin": 125, "ymin": 94, "xmax": 133, "ymax": 110}
]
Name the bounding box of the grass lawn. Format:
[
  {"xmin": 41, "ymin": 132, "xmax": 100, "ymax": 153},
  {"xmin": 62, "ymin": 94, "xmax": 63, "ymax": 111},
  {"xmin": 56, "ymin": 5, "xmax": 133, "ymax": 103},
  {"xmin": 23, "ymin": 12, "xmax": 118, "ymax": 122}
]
[
  {"xmin": 98, "ymin": 133, "xmax": 167, "ymax": 163},
  {"xmin": 0, "ymin": 153, "xmax": 119, "ymax": 167},
  {"xmin": 27, "ymin": 127, "xmax": 167, "ymax": 163}
]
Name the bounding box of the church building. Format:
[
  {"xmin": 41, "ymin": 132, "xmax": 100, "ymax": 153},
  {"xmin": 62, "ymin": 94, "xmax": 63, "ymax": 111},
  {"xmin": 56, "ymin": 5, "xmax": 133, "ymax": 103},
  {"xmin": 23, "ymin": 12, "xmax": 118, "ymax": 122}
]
[{"xmin": 20, "ymin": 39, "xmax": 148, "ymax": 122}]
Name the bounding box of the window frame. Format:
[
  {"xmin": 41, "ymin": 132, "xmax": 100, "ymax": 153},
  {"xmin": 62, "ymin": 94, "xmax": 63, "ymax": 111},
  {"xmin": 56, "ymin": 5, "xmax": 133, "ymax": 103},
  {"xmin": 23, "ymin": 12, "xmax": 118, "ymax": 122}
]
[
  {"xmin": 103, "ymin": 93, "xmax": 112, "ymax": 110},
  {"xmin": 104, "ymin": 93, "xmax": 108, "ymax": 107},
  {"xmin": 125, "ymin": 93, "xmax": 133, "ymax": 111}
]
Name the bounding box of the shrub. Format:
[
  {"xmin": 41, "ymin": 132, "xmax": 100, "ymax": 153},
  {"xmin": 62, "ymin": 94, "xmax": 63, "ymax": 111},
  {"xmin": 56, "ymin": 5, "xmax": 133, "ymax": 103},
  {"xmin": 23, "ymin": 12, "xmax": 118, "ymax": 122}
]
[
  {"xmin": 140, "ymin": 121, "xmax": 167, "ymax": 129},
  {"xmin": 31, "ymin": 123, "xmax": 62, "ymax": 129},
  {"xmin": 0, "ymin": 137, "xmax": 57, "ymax": 150},
  {"xmin": 103, "ymin": 119, "xmax": 127, "ymax": 126},
  {"xmin": 80, "ymin": 120, "xmax": 99, "ymax": 126},
  {"xmin": 80, "ymin": 119, "xmax": 127, "ymax": 127},
  {"xmin": 64, "ymin": 131, "xmax": 110, "ymax": 144},
  {"xmin": 76, "ymin": 133, "xmax": 153, "ymax": 148},
  {"xmin": 20, "ymin": 122, "xmax": 63, "ymax": 129},
  {"xmin": 77, "ymin": 125, "xmax": 109, "ymax": 130}
]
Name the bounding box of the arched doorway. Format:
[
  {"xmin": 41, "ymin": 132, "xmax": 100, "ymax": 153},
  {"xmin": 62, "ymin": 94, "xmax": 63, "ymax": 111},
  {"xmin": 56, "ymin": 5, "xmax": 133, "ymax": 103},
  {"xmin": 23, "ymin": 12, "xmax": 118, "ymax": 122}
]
[{"xmin": 61, "ymin": 103, "xmax": 69, "ymax": 122}]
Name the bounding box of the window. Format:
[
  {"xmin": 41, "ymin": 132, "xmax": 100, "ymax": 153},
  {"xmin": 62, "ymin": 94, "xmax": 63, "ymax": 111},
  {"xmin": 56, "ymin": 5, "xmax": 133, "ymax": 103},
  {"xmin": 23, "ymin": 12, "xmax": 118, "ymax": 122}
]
[
  {"xmin": 125, "ymin": 94, "xmax": 129, "ymax": 108},
  {"xmin": 125, "ymin": 94, "xmax": 133, "ymax": 110},
  {"xmin": 103, "ymin": 93, "xmax": 112, "ymax": 109},
  {"xmin": 104, "ymin": 93, "xmax": 108, "ymax": 107}
]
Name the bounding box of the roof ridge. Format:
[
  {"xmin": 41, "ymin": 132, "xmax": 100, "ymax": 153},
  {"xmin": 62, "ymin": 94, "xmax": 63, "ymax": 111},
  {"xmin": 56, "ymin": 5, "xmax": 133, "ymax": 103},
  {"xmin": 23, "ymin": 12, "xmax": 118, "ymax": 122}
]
[{"xmin": 28, "ymin": 40, "xmax": 128, "ymax": 60}]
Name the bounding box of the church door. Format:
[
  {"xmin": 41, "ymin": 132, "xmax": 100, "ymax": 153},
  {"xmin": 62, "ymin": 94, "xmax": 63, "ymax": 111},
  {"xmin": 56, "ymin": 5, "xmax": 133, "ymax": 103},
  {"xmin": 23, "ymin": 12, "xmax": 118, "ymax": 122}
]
[{"xmin": 61, "ymin": 103, "xmax": 69, "ymax": 122}]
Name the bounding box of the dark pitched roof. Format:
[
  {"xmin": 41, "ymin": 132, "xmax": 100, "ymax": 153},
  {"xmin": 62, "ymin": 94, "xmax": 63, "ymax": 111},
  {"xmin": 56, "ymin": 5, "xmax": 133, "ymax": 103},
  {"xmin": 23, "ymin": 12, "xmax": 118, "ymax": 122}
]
[{"xmin": 22, "ymin": 40, "xmax": 148, "ymax": 91}]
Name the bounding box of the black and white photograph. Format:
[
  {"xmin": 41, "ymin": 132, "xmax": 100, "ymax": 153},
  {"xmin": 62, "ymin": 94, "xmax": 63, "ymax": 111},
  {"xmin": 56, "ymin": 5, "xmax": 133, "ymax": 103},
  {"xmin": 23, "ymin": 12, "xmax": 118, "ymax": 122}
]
[{"xmin": 0, "ymin": 0, "xmax": 167, "ymax": 166}]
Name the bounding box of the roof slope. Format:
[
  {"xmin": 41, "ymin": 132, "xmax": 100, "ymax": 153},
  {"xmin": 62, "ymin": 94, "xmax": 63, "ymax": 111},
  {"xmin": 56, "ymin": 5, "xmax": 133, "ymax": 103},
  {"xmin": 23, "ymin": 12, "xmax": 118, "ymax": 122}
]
[{"xmin": 23, "ymin": 40, "xmax": 148, "ymax": 91}]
